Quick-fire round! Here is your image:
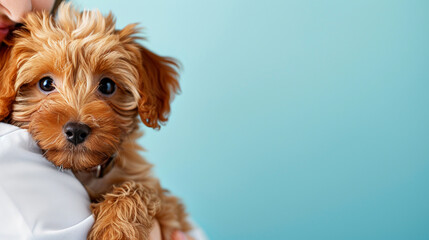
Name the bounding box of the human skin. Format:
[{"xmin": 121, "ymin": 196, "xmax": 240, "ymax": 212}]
[
  {"xmin": 0, "ymin": 0, "xmax": 55, "ymax": 41},
  {"xmin": 0, "ymin": 1, "xmax": 193, "ymax": 239}
]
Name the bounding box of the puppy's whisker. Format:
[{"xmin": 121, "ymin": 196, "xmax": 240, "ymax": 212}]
[{"xmin": 57, "ymin": 165, "xmax": 64, "ymax": 172}]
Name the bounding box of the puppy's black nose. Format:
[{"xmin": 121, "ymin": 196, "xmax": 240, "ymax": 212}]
[{"xmin": 63, "ymin": 122, "xmax": 91, "ymax": 145}]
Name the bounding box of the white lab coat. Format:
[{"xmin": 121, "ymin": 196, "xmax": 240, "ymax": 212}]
[{"xmin": 0, "ymin": 123, "xmax": 94, "ymax": 240}]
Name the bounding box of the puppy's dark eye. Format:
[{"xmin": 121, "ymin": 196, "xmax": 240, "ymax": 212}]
[
  {"xmin": 38, "ymin": 77, "xmax": 55, "ymax": 92},
  {"xmin": 98, "ymin": 78, "xmax": 116, "ymax": 96}
]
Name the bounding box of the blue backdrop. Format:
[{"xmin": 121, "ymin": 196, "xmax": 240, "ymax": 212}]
[{"xmin": 74, "ymin": 1, "xmax": 429, "ymax": 239}]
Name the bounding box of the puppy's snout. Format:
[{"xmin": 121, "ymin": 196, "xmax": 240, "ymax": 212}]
[{"xmin": 63, "ymin": 122, "xmax": 91, "ymax": 145}]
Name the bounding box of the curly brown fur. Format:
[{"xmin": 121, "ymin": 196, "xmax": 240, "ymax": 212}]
[
  {"xmin": 0, "ymin": 3, "xmax": 191, "ymax": 239},
  {"xmin": 89, "ymin": 181, "xmax": 161, "ymax": 240}
]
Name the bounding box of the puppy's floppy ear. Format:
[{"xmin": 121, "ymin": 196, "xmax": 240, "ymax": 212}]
[
  {"xmin": 137, "ymin": 45, "xmax": 180, "ymax": 129},
  {"xmin": 0, "ymin": 44, "xmax": 17, "ymax": 121}
]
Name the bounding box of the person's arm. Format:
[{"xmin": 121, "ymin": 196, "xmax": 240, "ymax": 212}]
[{"xmin": 0, "ymin": 123, "xmax": 94, "ymax": 240}]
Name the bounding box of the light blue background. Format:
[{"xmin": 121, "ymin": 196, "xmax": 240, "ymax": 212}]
[{"xmin": 74, "ymin": 1, "xmax": 429, "ymax": 239}]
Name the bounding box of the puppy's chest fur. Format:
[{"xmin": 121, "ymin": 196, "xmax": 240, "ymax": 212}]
[{"xmin": 74, "ymin": 129, "xmax": 159, "ymax": 200}]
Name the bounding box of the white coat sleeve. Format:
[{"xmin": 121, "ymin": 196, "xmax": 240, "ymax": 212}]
[{"xmin": 0, "ymin": 123, "xmax": 94, "ymax": 240}]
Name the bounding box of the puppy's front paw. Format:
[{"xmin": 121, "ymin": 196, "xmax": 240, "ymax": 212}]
[{"xmin": 88, "ymin": 181, "xmax": 161, "ymax": 240}]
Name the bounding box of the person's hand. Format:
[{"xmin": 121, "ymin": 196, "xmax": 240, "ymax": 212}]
[
  {"xmin": 171, "ymin": 230, "xmax": 195, "ymax": 240},
  {"xmin": 149, "ymin": 220, "xmax": 195, "ymax": 240}
]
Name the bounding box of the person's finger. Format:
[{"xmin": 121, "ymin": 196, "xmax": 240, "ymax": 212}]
[
  {"xmin": 171, "ymin": 230, "xmax": 195, "ymax": 240},
  {"xmin": 149, "ymin": 220, "xmax": 162, "ymax": 240}
]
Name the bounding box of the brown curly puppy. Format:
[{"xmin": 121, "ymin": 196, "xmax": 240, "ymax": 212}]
[{"xmin": 0, "ymin": 3, "xmax": 191, "ymax": 240}]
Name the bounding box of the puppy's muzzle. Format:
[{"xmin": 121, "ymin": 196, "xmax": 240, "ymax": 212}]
[{"xmin": 63, "ymin": 122, "xmax": 91, "ymax": 145}]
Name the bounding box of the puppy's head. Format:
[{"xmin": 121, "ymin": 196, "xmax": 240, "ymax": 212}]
[{"xmin": 0, "ymin": 3, "xmax": 179, "ymax": 170}]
